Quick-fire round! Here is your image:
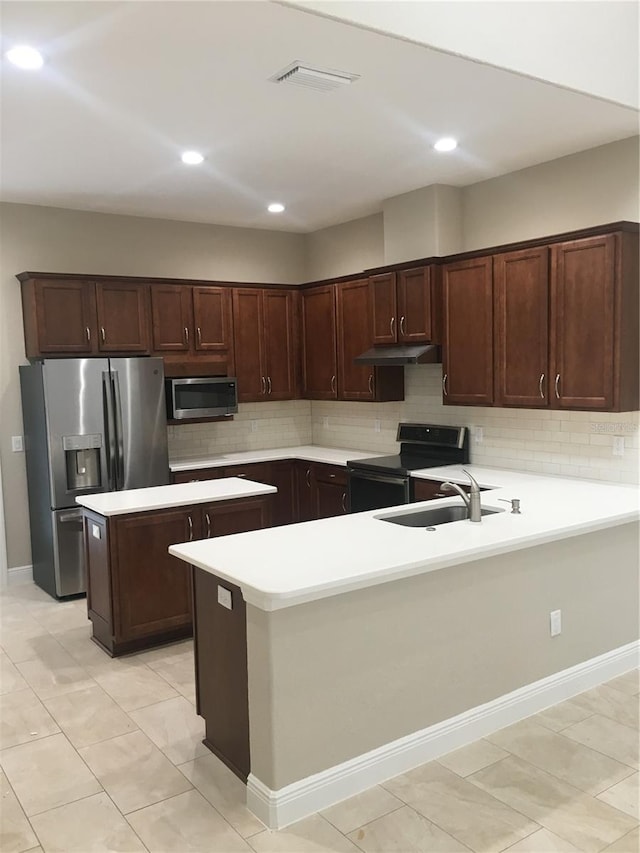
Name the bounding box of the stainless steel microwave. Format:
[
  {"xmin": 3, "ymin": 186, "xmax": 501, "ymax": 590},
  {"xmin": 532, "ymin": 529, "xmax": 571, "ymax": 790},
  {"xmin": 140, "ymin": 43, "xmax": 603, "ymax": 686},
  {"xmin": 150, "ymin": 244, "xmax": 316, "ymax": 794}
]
[{"xmin": 166, "ymin": 377, "xmax": 238, "ymax": 420}]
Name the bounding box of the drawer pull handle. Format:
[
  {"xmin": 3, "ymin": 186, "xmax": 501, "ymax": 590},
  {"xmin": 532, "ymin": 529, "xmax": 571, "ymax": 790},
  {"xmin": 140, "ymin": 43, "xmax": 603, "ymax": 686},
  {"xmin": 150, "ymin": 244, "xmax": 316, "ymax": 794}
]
[
  {"xmin": 187, "ymin": 515, "xmax": 193, "ymax": 541},
  {"xmin": 184, "ymin": 327, "xmax": 189, "ymax": 344},
  {"xmin": 305, "ymin": 468, "xmax": 311, "ymax": 487},
  {"xmin": 261, "ymin": 376, "xmax": 266, "ymax": 395},
  {"xmin": 197, "ymin": 326, "xmax": 202, "ymax": 346},
  {"xmin": 539, "ymin": 373, "xmax": 545, "ymax": 399},
  {"xmin": 368, "ymin": 374, "xmax": 373, "ymax": 394},
  {"xmin": 205, "ymin": 512, "xmax": 211, "ymax": 538},
  {"xmin": 442, "ymin": 373, "xmax": 448, "ymax": 396},
  {"xmin": 267, "ymin": 376, "xmax": 272, "ymax": 395},
  {"xmin": 100, "ymin": 327, "xmax": 106, "ymax": 343},
  {"xmin": 554, "ymin": 373, "xmax": 560, "ymax": 399},
  {"xmin": 400, "ymin": 316, "xmax": 406, "ymax": 336},
  {"xmin": 341, "ymin": 492, "xmax": 347, "ymax": 512},
  {"xmin": 390, "ymin": 316, "xmax": 395, "ymax": 337},
  {"xmin": 330, "ymin": 375, "xmax": 336, "ymax": 394},
  {"xmin": 86, "ymin": 327, "xmax": 91, "ymax": 343}
]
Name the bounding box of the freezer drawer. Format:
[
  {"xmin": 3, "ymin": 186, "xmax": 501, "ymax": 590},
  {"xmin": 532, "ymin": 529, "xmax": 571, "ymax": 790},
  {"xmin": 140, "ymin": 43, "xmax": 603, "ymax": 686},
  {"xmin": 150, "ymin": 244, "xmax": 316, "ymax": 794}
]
[{"xmin": 52, "ymin": 508, "xmax": 86, "ymax": 596}]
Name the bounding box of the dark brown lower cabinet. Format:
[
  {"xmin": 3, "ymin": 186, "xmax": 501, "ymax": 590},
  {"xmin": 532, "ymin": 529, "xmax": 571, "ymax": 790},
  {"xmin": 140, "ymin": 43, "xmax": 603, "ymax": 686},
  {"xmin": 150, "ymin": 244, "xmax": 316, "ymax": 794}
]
[
  {"xmin": 192, "ymin": 567, "xmax": 250, "ymax": 781},
  {"xmin": 83, "ymin": 494, "xmax": 272, "ymax": 656},
  {"xmin": 313, "ymin": 464, "xmax": 348, "ymax": 519}
]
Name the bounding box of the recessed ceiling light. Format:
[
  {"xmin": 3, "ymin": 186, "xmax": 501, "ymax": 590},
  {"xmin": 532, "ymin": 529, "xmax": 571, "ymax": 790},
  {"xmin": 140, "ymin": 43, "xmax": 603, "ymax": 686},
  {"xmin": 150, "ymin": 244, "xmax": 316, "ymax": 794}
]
[
  {"xmin": 267, "ymin": 203, "xmax": 285, "ymax": 214},
  {"xmin": 434, "ymin": 137, "xmax": 458, "ymax": 153},
  {"xmin": 181, "ymin": 150, "xmax": 204, "ymax": 165},
  {"xmin": 6, "ymin": 45, "xmax": 44, "ymax": 70}
]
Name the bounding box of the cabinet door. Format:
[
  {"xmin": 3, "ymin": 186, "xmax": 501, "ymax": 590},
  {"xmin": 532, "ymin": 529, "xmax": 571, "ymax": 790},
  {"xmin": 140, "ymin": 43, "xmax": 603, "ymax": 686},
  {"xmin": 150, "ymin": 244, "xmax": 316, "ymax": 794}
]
[
  {"xmin": 296, "ymin": 462, "xmax": 315, "ymax": 522},
  {"xmin": 204, "ymin": 496, "xmax": 272, "ymax": 537},
  {"xmin": 30, "ymin": 279, "xmax": 96, "ymax": 354},
  {"xmin": 301, "ymin": 285, "xmax": 338, "ymax": 399},
  {"xmin": 550, "ymin": 235, "xmax": 615, "ymax": 410},
  {"xmin": 232, "ymin": 289, "xmax": 265, "ymax": 402},
  {"xmin": 494, "ymin": 248, "xmax": 549, "ymax": 407},
  {"xmin": 96, "ymin": 281, "xmax": 149, "ymax": 352},
  {"xmin": 336, "ymin": 279, "xmax": 375, "ymax": 400},
  {"xmin": 370, "ymin": 273, "xmax": 397, "ymax": 344},
  {"xmin": 313, "ymin": 464, "xmax": 348, "ymax": 519},
  {"xmin": 263, "ymin": 290, "xmax": 296, "ymax": 400},
  {"xmin": 412, "ymin": 479, "xmax": 450, "ymax": 502},
  {"xmin": 150, "ymin": 284, "xmax": 192, "ymax": 352},
  {"xmin": 193, "ymin": 287, "xmax": 233, "ymax": 353},
  {"xmin": 398, "ymin": 267, "xmax": 432, "ymax": 342},
  {"xmin": 267, "ymin": 461, "xmax": 297, "ymax": 526},
  {"xmin": 442, "ymin": 257, "xmax": 494, "ymax": 405},
  {"xmin": 111, "ymin": 507, "xmax": 195, "ymax": 642}
]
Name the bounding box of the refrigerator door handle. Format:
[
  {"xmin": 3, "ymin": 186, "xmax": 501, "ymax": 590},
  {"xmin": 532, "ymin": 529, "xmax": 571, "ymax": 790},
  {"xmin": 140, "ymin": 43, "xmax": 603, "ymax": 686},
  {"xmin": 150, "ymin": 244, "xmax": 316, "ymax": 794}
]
[
  {"xmin": 103, "ymin": 371, "xmax": 117, "ymax": 491},
  {"xmin": 112, "ymin": 371, "xmax": 125, "ymax": 490}
]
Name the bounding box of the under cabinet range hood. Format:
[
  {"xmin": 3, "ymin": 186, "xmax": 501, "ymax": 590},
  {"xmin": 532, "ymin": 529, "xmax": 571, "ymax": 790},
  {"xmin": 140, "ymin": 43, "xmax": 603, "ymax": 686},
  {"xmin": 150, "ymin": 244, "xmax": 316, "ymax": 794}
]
[{"xmin": 354, "ymin": 344, "xmax": 441, "ymax": 366}]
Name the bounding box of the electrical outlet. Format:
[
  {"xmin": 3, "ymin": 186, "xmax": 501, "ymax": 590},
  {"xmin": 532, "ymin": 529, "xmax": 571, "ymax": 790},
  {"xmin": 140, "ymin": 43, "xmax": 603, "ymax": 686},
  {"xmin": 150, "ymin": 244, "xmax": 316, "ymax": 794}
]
[
  {"xmin": 250, "ymin": 420, "xmax": 258, "ymax": 433},
  {"xmin": 322, "ymin": 416, "xmax": 329, "ymax": 428},
  {"xmin": 374, "ymin": 419, "xmax": 381, "ymax": 433},
  {"xmin": 550, "ymin": 609, "xmax": 562, "ymax": 637},
  {"xmin": 613, "ymin": 436, "xmax": 625, "ymax": 456},
  {"xmin": 11, "ymin": 435, "xmax": 23, "ymax": 452},
  {"xmin": 474, "ymin": 427, "xmax": 484, "ymax": 444}
]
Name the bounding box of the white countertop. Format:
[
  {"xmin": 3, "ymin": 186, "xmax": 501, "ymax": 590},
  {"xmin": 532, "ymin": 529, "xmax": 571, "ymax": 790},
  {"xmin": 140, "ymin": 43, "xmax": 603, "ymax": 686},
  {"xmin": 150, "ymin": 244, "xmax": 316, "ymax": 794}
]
[
  {"xmin": 169, "ymin": 445, "xmax": 373, "ymax": 471},
  {"xmin": 169, "ymin": 463, "xmax": 639, "ymax": 612},
  {"xmin": 76, "ymin": 478, "xmax": 277, "ymax": 516}
]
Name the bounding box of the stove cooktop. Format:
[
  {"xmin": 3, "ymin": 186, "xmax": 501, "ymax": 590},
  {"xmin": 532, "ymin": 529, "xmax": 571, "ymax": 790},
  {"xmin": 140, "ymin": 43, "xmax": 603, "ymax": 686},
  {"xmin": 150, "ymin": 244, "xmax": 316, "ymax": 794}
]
[{"xmin": 347, "ymin": 423, "xmax": 470, "ymax": 477}]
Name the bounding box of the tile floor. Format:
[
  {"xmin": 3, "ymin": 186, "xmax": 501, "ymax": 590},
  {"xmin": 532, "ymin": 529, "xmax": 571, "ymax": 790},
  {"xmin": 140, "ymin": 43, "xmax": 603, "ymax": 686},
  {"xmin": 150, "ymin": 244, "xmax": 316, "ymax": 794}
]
[{"xmin": 1, "ymin": 582, "xmax": 638, "ymax": 853}]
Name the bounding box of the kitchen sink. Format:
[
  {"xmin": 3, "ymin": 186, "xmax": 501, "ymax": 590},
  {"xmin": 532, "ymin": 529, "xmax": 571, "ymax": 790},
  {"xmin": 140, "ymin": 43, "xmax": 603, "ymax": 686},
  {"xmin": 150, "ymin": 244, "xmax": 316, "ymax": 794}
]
[{"xmin": 378, "ymin": 505, "xmax": 504, "ymax": 527}]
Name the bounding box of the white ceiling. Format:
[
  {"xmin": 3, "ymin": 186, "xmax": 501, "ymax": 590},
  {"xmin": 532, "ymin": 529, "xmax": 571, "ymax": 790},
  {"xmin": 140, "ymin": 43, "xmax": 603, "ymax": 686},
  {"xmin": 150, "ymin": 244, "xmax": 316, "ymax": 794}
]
[{"xmin": 1, "ymin": 1, "xmax": 638, "ymax": 233}]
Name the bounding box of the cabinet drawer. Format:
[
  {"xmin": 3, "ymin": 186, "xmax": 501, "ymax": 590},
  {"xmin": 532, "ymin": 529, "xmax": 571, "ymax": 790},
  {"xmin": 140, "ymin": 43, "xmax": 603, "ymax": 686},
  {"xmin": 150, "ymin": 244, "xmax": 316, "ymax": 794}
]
[
  {"xmin": 172, "ymin": 467, "xmax": 227, "ymax": 484},
  {"xmin": 312, "ymin": 463, "xmax": 347, "ymax": 486}
]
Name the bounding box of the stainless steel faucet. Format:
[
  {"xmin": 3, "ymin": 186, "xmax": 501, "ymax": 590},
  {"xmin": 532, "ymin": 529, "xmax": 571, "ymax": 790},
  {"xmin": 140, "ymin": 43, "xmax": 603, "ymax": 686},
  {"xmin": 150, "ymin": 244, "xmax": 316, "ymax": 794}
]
[{"xmin": 440, "ymin": 469, "xmax": 482, "ymax": 522}]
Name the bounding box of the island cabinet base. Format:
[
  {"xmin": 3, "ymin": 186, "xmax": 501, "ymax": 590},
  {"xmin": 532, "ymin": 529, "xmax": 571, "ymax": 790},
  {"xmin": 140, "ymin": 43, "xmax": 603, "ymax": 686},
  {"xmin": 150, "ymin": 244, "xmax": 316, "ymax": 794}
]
[{"xmin": 193, "ymin": 566, "xmax": 250, "ymax": 782}]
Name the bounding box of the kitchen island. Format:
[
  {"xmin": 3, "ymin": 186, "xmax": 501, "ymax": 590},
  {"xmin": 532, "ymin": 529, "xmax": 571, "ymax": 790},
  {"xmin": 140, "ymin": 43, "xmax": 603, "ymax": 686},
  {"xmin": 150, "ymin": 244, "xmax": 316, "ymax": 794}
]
[
  {"xmin": 76, "ymin": 477, "xmax": 276, "ymax": 656},
  {"xmin": 169, "ymin": 466, "xmax": 640, "ymax": 828}
]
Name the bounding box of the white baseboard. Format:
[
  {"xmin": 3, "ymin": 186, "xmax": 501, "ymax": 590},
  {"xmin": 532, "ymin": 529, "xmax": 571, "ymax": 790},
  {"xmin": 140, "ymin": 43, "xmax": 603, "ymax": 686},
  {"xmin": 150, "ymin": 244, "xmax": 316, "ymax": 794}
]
[
  {"xmin": 247, "ymin": 640, "xmax": 640, "ymax": 830},
  {"xmin": 7, "ymin": 565, "xmax": 33, "ymax": 586}
]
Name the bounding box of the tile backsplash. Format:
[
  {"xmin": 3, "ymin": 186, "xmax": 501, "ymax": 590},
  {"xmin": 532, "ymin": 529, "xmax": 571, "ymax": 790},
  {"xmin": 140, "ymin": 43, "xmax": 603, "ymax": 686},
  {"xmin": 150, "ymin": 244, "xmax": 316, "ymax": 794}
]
[
  {"xmin": 168, "ymin": 399, "xmax": 312, "ymax": 459},
  {"xmin": 168, "ymin": 367, "xmax": 639, "ymax": 484},
  {"xmin": 311, "ymin": 366, "xmax": 640, "ymax": 485}
]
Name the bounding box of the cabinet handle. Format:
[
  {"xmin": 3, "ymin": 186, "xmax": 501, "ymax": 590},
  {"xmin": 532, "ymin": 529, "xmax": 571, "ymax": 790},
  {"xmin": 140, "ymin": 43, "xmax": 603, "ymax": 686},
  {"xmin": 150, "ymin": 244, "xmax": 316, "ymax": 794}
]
[
  {"xmin": 442, "ymin": 373, "xmax": 448, "ymax": 396},
  {"xmin": 539, "ymin": 373, "xmax": 545, "ymax": 399},
  {"xmin": 329, "ymin": 473, "xmax": 336, "ymax": 479},
  {"xmin": 368, "ymin": 374, "xmax": 373, "ymax": 394},
  {"xmin": 554, "ymin": 374, "xmax": 560, "ymax": 399},
  {"xmin": 85, "ymin": 327, "xmax": 91, "ymax": 343},
  {"xmin": 184, "ymin": 327, "xmax": 189, "ymax": 344},
  {"xmin": 341, "ymin": 492, "xmax": 347, "ymax": 512},
  {"xmin": 267, "ymin": 376, "xmax": 272, "ymax": 395},
  {"xmin": 434, "ymin": 492, "xmax": 446, "ymax": 498},
  {"xmin": 187, "ymin": 515, "xmax": 193, "ymax": 541},
  {"xmin": 390, "ymin": 316, "xmax": 395, "ymax": 337},
  {"xmin": 205, "ymin": 512, "xmax": 211, "ymax": 538},
  {"xmin": 100, "ymin": 327, "xmax": 106, "ymax": 343},
  {"xmin": 305, "ymin": 468, "xmax": 311, "ymax": 488},
  {"xmin": 400, "ymin": 316, "xmax": 406, "ymax": 336},
  {"xmin": 197, "ymin": 326, "xmax": 202, "ymax": 346},
  {"xmin": 261, "ymin": 376, "xmax": 266, "ymax": 395},
  {"xmin": 330, "ymin": 375, "xmax": 336, "ymax": 394}
]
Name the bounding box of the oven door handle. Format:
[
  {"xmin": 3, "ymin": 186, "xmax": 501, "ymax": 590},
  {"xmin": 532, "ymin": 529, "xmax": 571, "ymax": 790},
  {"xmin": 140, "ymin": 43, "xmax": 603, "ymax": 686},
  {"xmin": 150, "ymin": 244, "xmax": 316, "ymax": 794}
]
[{"xmin": 349, "ymin": 471, "xmax": 409, "ymax": 487}]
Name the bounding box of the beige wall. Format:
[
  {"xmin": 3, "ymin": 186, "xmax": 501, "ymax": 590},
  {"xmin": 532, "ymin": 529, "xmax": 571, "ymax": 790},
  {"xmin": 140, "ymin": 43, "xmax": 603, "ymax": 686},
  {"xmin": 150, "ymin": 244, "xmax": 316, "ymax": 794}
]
[
  {"xmin": 383, "ymin": 184, "xmax": 463, "ymax": 263},
  {"xmin": 247, "ymin": 523, "xmax": 639, "ymax": 790},
  {"xmin": 0, "ymin": 203, "xmax": 307, "ymax": 570},
  {"xmin": 303, "ymin": 213, "xmax": 384, "ymax": 282},
  {"xmin": 462, "ymin": 136, "xmax": 640, "ymax": 251}
]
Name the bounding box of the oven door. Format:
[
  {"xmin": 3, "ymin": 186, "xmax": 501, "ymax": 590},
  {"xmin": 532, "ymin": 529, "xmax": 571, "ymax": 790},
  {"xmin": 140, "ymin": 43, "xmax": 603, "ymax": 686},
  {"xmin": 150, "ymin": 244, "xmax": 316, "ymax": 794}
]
[{"xmin": 348, "ymin": 469, "xmax": 410, "ymax": 513}]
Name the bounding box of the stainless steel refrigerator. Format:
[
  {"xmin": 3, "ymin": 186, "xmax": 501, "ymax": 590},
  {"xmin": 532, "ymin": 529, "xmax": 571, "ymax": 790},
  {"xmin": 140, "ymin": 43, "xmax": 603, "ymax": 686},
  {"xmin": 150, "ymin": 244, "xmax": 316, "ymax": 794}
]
[{"xmin": 20, "ymin": 358, "xmax": 170, "ymax": 598}]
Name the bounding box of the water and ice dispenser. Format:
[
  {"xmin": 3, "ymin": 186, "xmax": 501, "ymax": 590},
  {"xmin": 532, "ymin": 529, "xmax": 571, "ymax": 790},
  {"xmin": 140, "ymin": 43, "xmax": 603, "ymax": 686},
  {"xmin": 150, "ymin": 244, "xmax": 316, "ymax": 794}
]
[{"xmin": 62, "ymin": 434, "xmax": 102, "ymax": 492}]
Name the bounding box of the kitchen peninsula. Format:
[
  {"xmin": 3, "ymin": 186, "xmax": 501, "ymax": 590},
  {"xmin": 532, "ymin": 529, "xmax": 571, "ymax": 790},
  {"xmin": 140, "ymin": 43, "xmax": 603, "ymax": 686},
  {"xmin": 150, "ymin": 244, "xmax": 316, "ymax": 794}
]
[
  {"xmin": 76, "ymin": 477, "xmax": 276, "ymax": 656},
  {"xmin": 169, "ymin": 466, "xmax": 640, "ymax": 829}
]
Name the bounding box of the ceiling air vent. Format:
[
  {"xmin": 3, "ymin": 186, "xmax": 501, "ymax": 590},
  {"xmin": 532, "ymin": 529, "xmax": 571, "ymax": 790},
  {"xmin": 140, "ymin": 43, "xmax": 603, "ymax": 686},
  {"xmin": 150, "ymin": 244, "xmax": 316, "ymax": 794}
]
[{"xmin": 271, "ymin": 61, "xmax": 359, "ymax": 93}]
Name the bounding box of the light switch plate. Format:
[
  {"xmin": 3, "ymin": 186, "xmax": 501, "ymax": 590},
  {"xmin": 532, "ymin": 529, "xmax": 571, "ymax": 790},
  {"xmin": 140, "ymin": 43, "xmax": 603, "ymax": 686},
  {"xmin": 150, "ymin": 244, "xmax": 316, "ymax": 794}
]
[
  {"xmin": 550, "ymin": 609, "xmax": 562, "ymax": 637},
  {"xmin": 612, "ymin": 436, "xmax": 625, "ymax": 456},
  {"xmin": 11, "ymin": 435, "xmax": 23, "ymax": 452},
  {"xmin": 217, "ymin": 585, "xmax": 232, "ymax": 610},
  {"xmin": 91, "ymin": 524, "xmax": 101, "ymax": 540}
]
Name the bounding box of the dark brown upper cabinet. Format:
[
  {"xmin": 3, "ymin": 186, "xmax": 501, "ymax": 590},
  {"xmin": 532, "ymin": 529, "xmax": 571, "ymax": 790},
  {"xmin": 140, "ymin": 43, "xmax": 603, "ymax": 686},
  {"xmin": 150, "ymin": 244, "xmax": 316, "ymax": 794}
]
[
  {"xmin": 301, "ymin": 285, "xmax": 338, "ymax": 400},
  {"xmin": 550, "ymin": 232, "xmax": 638, "ymax": 411},
  {"xmin": 150, "ymin": 284, "xmax": 233, "ymax": 367},
  {"xmin": 370, "ymin": 266, "xmax": 436, "ymax": 345},
  {"xmin": 232, "ymin": 288, "xmax": 297, "ymax": 403},
  {"xmin": 335, "ymin": 278, "xmax": 404, "ymax": 402},
  {"xmin": 442, "ymin": 257, "xmax": 494, "ymax": 406},
  {"xmin": 20, "ymin": 276, "xmax": 149, "ymax": 357},
  {"xmin": 494, "ymin": 247, "xmax": 550, "ymax": 407}
]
